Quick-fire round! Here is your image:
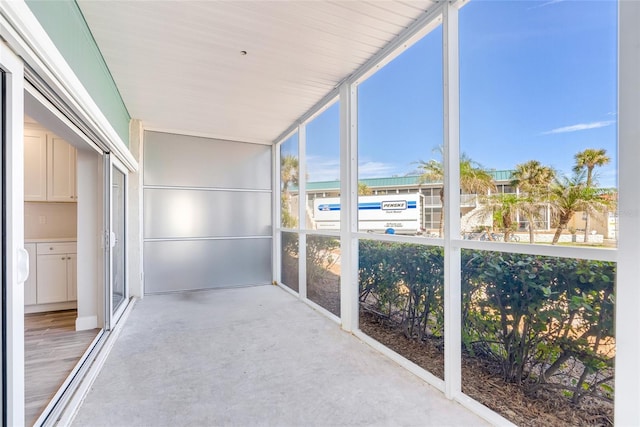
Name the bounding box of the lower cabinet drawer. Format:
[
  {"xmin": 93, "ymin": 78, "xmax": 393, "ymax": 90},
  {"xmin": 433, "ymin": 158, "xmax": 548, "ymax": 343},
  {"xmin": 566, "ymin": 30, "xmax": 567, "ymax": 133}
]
[{"xmin": 36, "ymin": 242, "xmax": 76, "ymax": 255}]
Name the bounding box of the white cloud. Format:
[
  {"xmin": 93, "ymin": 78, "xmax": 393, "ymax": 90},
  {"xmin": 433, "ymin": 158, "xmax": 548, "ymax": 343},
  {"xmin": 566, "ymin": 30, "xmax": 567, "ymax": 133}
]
[
  {"xmin": 358, "ymin": 161, "xmax": 398, "ymax": 179},
  {"xmin": 542, "ymin": 120, "xmax": 615, "ymax": 135},
  {"xmin": 528, "ymin": 0, "xmax": 564, "ymax": 10},
  {"xmin": 306, "ymin": 156, "xmax": 340, "ymax": 182},
  {"xmin": 306, "ymin": 157, "xmax": 402, "ymax": 182}
]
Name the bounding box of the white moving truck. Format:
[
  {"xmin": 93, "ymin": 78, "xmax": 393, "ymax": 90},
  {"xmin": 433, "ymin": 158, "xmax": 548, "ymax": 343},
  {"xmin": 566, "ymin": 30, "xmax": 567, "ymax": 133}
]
[{"xmin": 312, "ymin": 193, "xmax": 425, "ymax": 234}]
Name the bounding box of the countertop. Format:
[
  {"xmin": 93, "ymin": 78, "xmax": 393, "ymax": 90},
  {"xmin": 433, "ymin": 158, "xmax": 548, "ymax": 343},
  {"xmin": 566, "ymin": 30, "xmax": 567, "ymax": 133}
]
[{"xmin": 25, "ymin": 238, "xmax": 77, "ymax": 243}]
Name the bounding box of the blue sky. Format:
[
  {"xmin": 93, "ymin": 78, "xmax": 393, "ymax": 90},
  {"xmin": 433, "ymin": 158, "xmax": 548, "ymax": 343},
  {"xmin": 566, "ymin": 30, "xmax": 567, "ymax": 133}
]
[{"xmin": 285, "ymin": 0, "xmax": 618, "ymax": 188}]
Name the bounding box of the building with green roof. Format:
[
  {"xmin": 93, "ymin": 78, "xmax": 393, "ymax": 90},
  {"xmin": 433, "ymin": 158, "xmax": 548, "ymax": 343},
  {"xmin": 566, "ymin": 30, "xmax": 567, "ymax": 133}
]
[{"xmin": 290, "ymin": 171, "xmax": 521, "ymax": 231}]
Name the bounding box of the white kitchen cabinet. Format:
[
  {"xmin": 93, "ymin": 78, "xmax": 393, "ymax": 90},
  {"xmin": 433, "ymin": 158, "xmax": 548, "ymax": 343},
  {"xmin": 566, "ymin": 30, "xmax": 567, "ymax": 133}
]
[
  {"xmin": 47, "ymin": 135, "xmax": 77, "ymax": 202},
  {"xmin": 24, "ymin": 129, "xmax": 48, "ymax": 202},
  {"xmin": 35, "ymin": 242, "xmax": 77, "ymax": 304},
  {"xmin": 67, "ymin": 253, "xmax": 77, "ymax": 301},
  {"xmin": 24, "ymin": 125, "xmax": 77, "ymax": 202},
  {"xmin": 24, "ymin": 243, "xmax": 37, "ymax": 305},
  {"xmin": 36, "ymin": 254, "xmax": 68, "ymax": 304}
]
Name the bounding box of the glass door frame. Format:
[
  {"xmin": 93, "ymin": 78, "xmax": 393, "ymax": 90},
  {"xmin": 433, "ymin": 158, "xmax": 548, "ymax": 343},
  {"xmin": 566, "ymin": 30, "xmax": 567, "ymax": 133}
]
[
  {"xmin": 104, "ymin": 153, "xmax": 128, "ymax": 330},
  {"xmin": 1, "ymin": 58, "xmax": 6, "ymax": 427},
  {"xmin": 0, "ymin": 41, "xmax": 25, "ymax": 426}
]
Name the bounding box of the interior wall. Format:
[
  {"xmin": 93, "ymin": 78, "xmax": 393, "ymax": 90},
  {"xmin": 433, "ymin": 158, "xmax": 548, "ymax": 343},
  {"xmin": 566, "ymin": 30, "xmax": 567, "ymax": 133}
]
[
  {"xmin": 143, "ymin": 131, "xmax": 272, "ymax": 293},
  {"xmin": 24, "ymin": 202, "xmax": 76, "ymax": 239},
  {"xmin": 76, "ymin": 148, "xmax": 103, "ymax": 330}
]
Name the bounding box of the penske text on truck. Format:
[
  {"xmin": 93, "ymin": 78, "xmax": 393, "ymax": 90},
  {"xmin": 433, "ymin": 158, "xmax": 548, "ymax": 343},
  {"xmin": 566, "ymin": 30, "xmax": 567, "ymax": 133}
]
[{"xmin": 312, "ymin": 194, "xmax": 425, "ymax": 234}]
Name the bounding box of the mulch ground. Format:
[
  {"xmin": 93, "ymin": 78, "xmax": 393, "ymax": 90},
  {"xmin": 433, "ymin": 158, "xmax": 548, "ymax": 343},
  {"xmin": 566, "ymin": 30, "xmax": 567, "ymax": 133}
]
[
  {"xmin": 359, "ymin": 311, "xmax": 444, "ymax": 380},
  {"xmin": 359, "ymin": 311, "xmax": 614, "ymax": 427}
]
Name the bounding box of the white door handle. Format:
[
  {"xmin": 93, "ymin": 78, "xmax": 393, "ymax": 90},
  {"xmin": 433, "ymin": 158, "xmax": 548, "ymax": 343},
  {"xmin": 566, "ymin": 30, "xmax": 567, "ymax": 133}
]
[
  {"xmin": 17, "ymin": 247, "xmax": 29, "ymax": 284},
  {"xmin": 111, "ymin": 231, "xmax": 117, "ymax": 248}
]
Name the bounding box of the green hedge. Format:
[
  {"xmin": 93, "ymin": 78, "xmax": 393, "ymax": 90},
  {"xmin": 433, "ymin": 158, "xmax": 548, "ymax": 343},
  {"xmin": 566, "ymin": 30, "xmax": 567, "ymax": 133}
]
[{"xmin": 358, "ymin": 240, "xmax": 615, "ymax": 403}]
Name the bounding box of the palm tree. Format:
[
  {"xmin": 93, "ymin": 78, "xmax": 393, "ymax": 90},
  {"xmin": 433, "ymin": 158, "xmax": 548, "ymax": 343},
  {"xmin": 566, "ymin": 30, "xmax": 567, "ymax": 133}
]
[
  {"xmin": 510, "ymin": 160, "xmax": 555, "ymax": 243},
  {"xmin": 280, "ymin": 154, "xmax": 299, "ymax": 193},
  {"xmin": 463, "ymin": 191, "xmax": 522, "ymax": 242},
  {"xmin": 417, "ymin": 152, "xmax": 495, "ymax": 237},
  {"xmin": 490, "ymin": 193, "xmax": 519, "ymax": 242},
  {"xmin": 573, "ymin": 149, "xmax": 611, "ymax": 242},
  {"xmin": 281, "ymin": 154, "xmax": 299, "ymax": 228},
  {"xmin": 549, "ymin": 172, "xmax": 611, "ymax": 245}
]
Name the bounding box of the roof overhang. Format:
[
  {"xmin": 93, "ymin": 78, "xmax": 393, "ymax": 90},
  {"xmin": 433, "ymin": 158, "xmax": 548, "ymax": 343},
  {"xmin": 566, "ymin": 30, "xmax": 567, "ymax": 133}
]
[{"xmin": 77, "ymin": 1, "xmax": 439, "ymax": 144}]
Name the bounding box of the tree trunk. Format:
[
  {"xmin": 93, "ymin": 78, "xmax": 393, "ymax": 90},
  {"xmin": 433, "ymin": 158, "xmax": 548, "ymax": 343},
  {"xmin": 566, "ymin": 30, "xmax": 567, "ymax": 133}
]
[
  {"xmin": 552, "ymin": 213, "xmax": 571, "ymax": 244},
  {"xmin": 543, "ymin": 350, "xmax": 573, "ymax": 382},
  {"xmin": 529, "ymin": 223, "xmax": 535, "ymax": 244},
  {"xmin": 552, "ymin": 227, "xmax": 563, "ymax": 245},
  {"xmin": 572, "ymin": 366, "xmax": 591, "ymax": 404},
  {"xmin": 503, "ymin": 213, "xmax": 512, "ymax": 242},
  {"xmin": 526, "ymin": 212, "xmax": 535, "ymax": 243},
  {"xmin": 420, "ymin": 290, "xmax": 432, "ymax": 340}
]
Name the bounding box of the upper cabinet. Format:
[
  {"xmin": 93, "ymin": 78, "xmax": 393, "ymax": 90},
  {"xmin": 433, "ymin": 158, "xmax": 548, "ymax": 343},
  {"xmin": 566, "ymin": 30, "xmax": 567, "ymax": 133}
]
[
  {"xmin": 47, "ymin": 135, "xmax": 77, "ymax": 202},
  {"xmin": 24, "ymin": 126, "xmax": 77, "ymax": 202},
  {"xmin": 24, "ymin": 129, "xmax": 48, "ymax": 201}
]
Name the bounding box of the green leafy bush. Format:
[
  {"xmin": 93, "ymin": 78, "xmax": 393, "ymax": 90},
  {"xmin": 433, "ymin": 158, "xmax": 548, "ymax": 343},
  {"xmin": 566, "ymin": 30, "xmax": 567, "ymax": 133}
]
[
  {"xmin": 359, "ymin": 241, "xmax": 444, "ymax": 342},
  {"xmin": 359, "ymin": 240, "xmax": 615, "ymax": 404},
  {"xmin": 306, "ymin": 235, "xmax": 339, "ymax": 284}
]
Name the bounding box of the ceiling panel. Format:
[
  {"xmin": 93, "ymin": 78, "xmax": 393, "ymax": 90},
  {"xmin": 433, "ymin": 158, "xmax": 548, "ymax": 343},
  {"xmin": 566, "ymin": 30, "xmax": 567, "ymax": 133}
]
[{"xmin": 77, "ymin": 1, "xmax": 437, "ymax": 144}]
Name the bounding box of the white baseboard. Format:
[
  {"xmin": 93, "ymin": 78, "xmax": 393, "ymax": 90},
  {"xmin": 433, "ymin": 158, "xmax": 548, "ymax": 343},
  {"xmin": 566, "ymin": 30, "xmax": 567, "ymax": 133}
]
[
  {"xmin": 25, "ymin": 301, "xmax": 76, "ymax": 314},
  {"xmin": 75, "ymin": 315, "xmax": 98, "ymax": 331}
]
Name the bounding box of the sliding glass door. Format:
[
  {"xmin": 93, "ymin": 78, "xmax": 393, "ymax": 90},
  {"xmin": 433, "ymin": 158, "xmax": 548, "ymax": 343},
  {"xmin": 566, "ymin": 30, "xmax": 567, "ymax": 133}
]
[
  {"xmin": 1, "ymin": 65, "xmax": 6, "ymax": 427},
  {"xmin": 105, "ymin": 154, "xmax": 128, "ymax": 329},
  {"xmin": 111, "ymin": 163, "xmax": 126, "ymax": 315},
  {"xmin": 1, "ymin": 41, "xmax": 25, "ymax": 426}
]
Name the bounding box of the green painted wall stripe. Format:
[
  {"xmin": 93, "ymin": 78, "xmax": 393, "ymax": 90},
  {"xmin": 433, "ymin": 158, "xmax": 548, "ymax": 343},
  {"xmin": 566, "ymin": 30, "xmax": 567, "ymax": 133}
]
[{"xmin": 26, "ymin": 0, "xmax": 131, "ymax": 146}]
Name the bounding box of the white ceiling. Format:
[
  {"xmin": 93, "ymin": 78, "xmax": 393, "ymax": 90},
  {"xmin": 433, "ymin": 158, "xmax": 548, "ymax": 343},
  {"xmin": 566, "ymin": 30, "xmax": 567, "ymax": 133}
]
[{"xmin": 77, "ymin": 1, "xmax": 437, "ymax": 145}]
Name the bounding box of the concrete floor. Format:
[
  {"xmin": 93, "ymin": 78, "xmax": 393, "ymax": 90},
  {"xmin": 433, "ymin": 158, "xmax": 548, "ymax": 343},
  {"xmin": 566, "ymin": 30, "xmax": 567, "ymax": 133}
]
[{"xmin": 72, "ymin": 285, "xmax": 489, "ymax": 427}]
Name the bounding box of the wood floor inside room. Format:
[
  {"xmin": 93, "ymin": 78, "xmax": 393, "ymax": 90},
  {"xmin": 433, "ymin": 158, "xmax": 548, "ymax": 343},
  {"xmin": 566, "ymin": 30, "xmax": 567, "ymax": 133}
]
[{"xmin": 25, "ymin": 310, "xmax": 100, "ymax": 426}]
